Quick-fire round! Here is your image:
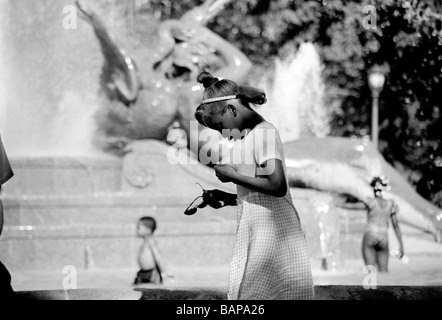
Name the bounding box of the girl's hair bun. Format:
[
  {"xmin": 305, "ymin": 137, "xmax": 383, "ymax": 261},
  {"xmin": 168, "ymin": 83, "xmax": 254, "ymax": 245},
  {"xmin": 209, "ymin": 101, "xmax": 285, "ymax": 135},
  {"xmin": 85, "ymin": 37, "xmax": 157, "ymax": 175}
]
[
  {"xmin": 237, "ymin": 85, "xmax": 267, "ymax": 106},
  {"xmin": 255, "ymin": 93, "xmax": 267, "ymax": 105},
  {"xmin": 197, "ymin": 71, "xmax": 219, "ymax": 89}
]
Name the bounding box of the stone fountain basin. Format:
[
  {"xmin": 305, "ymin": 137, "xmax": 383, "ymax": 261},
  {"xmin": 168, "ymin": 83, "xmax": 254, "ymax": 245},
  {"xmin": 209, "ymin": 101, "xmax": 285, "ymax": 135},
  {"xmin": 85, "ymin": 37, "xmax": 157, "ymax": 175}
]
[
  {"xmin": 13, "ymin": 286, "xmax": 442, "ymax": 300},
  {"xmin": 1, "ymin": 140, "xmax": 439, "ymax": 279}
]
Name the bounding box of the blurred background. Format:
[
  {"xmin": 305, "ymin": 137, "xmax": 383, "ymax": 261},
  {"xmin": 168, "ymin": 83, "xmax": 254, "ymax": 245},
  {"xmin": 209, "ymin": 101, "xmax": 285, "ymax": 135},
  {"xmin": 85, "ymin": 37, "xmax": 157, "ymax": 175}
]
[{"xmin": 0, "ymin": 0, "xmax": 441, "ymax": 293}]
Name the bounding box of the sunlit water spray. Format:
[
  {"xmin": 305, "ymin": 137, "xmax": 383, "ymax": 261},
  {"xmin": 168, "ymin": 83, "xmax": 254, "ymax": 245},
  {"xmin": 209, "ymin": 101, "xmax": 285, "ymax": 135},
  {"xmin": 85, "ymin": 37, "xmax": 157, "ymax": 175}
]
[
  {"xmin": 255, "ymin": 42, "xmax": 330, "ymax": 143},
  {"xmin": 0, "ymin": 0, "xmax": 106, "ymax": 157}
]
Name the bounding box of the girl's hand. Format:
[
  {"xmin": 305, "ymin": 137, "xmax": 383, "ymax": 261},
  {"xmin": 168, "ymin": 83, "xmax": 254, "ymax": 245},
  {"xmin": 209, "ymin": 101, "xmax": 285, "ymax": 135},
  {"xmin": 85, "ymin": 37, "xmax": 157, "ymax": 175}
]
[
  {"xmin": 214, "ymin": 164, "xmax": 237, "ymax": 183},
  {"xmin": 204, "ymin": 189, "xmax": 233, "ymax": 209}
]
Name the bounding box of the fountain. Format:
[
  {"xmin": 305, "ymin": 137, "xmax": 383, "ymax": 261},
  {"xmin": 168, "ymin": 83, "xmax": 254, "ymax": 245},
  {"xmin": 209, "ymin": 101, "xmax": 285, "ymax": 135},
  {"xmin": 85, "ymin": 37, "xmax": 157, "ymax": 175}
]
[
  {"xmin": 0, "ymin": 0, "xmax": 241, "ymax": 275},
  {"xmin": 256, "ymin": 42, "xmax": 330, "ymax": 143},
  {"xmin": 0, "ymin": 0, "xmax": 440, "ymax": 291},
  {"xmin": 0, "ymin": 0, "xmax": 104, "ymax": 157}
]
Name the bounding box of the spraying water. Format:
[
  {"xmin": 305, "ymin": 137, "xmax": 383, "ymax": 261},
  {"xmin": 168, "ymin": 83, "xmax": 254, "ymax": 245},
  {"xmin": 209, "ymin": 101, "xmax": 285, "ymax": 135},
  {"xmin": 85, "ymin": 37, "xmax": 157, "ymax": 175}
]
[
  {"xmin": 256, "ymin": 42, "xmax": 330, "ymax": 143},
  {"xmin": 0, "ymin": 0, "xmax": 107, "ymax": 157}
]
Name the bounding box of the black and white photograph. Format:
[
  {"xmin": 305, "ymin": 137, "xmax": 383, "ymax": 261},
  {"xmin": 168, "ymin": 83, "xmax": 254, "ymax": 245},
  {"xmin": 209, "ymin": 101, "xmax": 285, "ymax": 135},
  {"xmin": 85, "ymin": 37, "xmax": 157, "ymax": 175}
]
[{"xmin": 0, "ymin": 0, "xmax": 441, "ymax": 307}]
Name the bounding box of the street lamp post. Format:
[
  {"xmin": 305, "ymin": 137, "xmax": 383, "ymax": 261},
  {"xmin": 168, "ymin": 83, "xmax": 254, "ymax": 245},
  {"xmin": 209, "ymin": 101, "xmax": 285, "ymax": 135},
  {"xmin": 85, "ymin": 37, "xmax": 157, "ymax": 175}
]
[{"xmin": 368, "ymin": 66, "xmax": 386, "ymax": 149}]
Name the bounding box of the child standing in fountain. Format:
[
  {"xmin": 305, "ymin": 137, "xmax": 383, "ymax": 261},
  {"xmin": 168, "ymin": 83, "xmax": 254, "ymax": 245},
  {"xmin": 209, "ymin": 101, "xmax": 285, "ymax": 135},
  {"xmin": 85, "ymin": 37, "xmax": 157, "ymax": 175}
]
[
  {"xmin": 0, "ymin": 132, "xmax": 14, "ymax": 298},
  {"xmin": 134, "ymin": 216, "xmax": 173, "ymax": 285},
  {"xmin": 194, "ymin": 72, "xmax": 315, "ymax": 300},
  {"xmin": 362, "ymin": 176, "xmax": 404, "ymax": 272}
]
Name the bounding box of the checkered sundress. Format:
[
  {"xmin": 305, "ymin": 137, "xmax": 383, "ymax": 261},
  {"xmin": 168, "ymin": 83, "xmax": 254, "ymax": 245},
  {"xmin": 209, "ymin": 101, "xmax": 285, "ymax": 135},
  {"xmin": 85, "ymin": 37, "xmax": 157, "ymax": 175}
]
[
  {"xmin": 225, "ymin": 122, "xmax": 315, "ymax": 300},
  {"xmin": 228, "ymin": 192, "xmax": 315, "ymax": 300}
]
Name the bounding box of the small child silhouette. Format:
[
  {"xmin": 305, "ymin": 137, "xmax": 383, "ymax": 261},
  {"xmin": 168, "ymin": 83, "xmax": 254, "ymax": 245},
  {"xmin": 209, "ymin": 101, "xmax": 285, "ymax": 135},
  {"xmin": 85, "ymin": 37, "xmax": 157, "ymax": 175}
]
[{"xmin": 134, "ymin": 216, "xmax": 173, "ymax": 285}]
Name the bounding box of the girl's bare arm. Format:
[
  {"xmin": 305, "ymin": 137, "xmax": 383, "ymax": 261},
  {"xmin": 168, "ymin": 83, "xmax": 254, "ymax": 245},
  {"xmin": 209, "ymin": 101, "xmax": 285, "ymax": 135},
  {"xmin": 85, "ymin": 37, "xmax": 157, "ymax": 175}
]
[
  {"xmin": 215, "ymin": 159, "xmax": 287, "ymax": 198},
  {"xmin": 390, "ymin": 204, "xmax": 404, "ymax": 257}
]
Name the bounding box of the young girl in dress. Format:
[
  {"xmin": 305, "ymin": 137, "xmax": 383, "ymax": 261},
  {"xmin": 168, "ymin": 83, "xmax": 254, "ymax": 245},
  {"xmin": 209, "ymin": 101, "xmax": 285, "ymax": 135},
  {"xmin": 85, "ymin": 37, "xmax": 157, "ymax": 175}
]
[{"xmin": 194, "ymin": 72, "xmax": 315, "ymax": 300}]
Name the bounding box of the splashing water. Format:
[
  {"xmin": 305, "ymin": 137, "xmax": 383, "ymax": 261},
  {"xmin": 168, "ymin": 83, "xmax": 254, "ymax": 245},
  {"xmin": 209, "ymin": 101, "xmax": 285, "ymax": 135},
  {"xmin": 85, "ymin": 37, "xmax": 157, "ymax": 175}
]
[
  {"xmin": 256, "ymin": 43, "xmax": 330, "ymax": 143},
  {"xmin": 0, "ymin": 0, "xmax": 109, "ymax": 157}
]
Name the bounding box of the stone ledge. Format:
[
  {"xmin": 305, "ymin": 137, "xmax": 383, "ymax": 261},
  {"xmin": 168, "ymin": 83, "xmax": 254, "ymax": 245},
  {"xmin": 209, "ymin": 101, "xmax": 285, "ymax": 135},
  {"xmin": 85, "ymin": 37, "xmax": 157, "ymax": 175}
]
[
  {"xmin": 9, "ymin": 156, "xmax": 122, "ymax": 168},
  {"xmin": 11, "ymin": 286, "xmax": 442, "ymax": 300},
  {"xmin": 1, "ymin": 221, "xmax": 237, "ymax": 239}
]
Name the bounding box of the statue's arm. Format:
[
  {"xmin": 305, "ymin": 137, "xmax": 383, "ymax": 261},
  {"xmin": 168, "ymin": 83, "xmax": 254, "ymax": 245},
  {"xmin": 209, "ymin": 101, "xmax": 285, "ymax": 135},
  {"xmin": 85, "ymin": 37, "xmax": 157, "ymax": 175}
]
[
  {"xmin": 390, "ymin": 207, "xmax": 404, "ymax": 258},
  {"xmin": 180, "ymin": 0, "xmax": 233, "ymax": 26},
  {"xmin": 195, "ymin": 27, "xmax": 252, "ymax": 81},
  {"xmin": 76, "ymin": 1, "xmax": 140, "ymax": 105},
  {"xmin": 155, "ymin": 20, "xmax": 252, "ymax": 82}
]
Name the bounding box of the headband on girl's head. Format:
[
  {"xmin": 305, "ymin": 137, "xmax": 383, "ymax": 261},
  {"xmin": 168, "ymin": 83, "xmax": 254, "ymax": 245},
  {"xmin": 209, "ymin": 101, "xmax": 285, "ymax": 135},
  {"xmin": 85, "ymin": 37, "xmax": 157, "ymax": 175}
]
[{"xmin": 200, "ymin": 95, "xmax": 238, "ymax": 105}]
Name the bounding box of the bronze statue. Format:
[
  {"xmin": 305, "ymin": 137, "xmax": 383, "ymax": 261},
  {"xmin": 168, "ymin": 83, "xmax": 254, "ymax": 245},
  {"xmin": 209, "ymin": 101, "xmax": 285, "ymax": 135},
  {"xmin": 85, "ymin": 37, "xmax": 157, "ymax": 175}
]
[{"xmin": 76, "ymin": 0, "xmax": 251, "ymax": 156}]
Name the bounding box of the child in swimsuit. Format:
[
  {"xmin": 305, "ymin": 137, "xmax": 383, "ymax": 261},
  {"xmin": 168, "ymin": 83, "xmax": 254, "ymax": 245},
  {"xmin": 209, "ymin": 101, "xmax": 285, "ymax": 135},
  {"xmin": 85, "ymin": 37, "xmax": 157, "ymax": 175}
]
[
  {"xmin": 194, "ymin": 71, "xmax": 315, "ymax": 300},
  {"xmin": 134, "ymin": 216, "xmax": 173, "ymax": 285},
  {"xmin": 362, "ymin": 176, "xmax": 404, "ymax": 272}
]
